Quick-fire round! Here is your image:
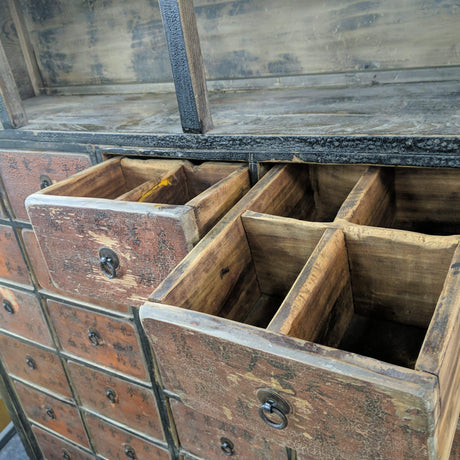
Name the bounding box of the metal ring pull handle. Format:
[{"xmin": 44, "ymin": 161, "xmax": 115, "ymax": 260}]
[
  {"xmin": 220, "ymin": 437, "xmax": 235, "ymax": 456},
  {"xmin": 62, "ymin": 449, "xmax": 71, "ymax": 460},
  {"xmin": 257, "ymin": 389, "xmax": 290, "ymax": 430},
  {"xmin": 124, "ymin": 445, "xmax": 136, "ymax": 459},
  {"xmin": 3, "ymin": 300, "xmax": 14, "ymax": 314},
  {"xmin": 40, "ymin": 174, "xmax": 52, "ymax": 189},
  {"xmin": 88, "ymin": 329, "xmax": 102, "ymax": 346},
  {"xmin": 106, "ymin": 387, "xmax": 118, "ymax": 404},
  {"xmin": 45, "ymin": 408, "xmax": 56, "ymax": 420},
  {"xmin": 258, "ymin": 400, "xmax": 288, "ymax": 429},
  {"xmin": 25, "ymin": 356, "xmax": 36, "ymax": 370},
  {"xmin": 99, "ymin": 247, "xmax": 119, "ymax": 279}
]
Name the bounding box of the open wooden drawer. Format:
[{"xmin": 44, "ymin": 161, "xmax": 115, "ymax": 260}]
[
  {"xmin": 140, "ymin": 164, "xmax": 460, "ymax": 459},
  {"xmin": 25, "ymin": 157, "xmax": 250, "ymax": 311}
]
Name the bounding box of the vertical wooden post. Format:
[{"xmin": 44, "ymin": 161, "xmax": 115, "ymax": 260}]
[
  {"xmin": 159, "ymin": 0, "xmax": 213, "ymax": 134},
  {"xmin": 0, "ymin": 40, "xmax": 27, "ymax": 129}
]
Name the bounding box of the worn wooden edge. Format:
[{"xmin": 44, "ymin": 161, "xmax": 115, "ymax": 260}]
[
  {"xmin": 139, "ymin": 302, "xmax": 438, "ymax": 399},
  {"xmin": 0, "ymin": 40, "xmax": 27, "ymax": 129}
]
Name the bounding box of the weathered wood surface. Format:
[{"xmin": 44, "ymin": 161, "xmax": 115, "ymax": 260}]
[
  {"xmin": 417, "ymin": 244, "xmax": 460, "ymax": 459},
  {"xmin": 141, "ymin": 304, "xmax": 438, "ymax": 458},
  {"xmin": 14, "ymin": 380, "xmax": 90, "ymax": 448},
  {"xmin": 0, "ymin": 150, "xmax": 91, "ymax": 221},
  {"xmin": 0, "ymin": 38, "xmax": 27, "ymax": 128},
  {"xmin": 32, "ymin": 425, "xmax": 95, "ymax": 460},
  {"xmin": 0, "ymin": 0, "xmax": 35, "ymax": 99},
  {"xmin": 0, "ymin": 334, "xmax": 71, "ymax": 399},
  {"xmin": 47, "ymin": 300, "xmax": 148, "ymax": 381},
  {"xmin": 159, "ymin": 0, "xmax": 213, "ymax": 133},
  {"xmin": 68, "ymin": 361, "xmax": 164, "ymax": 441},
  {"xmin": 0, "ymin": 224, "xmax": 31, "ymax": 285},
  {"xmin": 171, "ymin": 400, "xmax": 289, "ymax": 459},
  {"xmin": 0, "ymin": 285, "xmax": 52, "ymax": 346},
  {"xmin": 18, "ymin": 77, "xmax": 460, "ymax": 136},
  {"xmin": 16, "ymin": 0, "xmax": 460, "ymax": 88},
  {"xmin": 450, "ymin": 419, "xmax": 460, "ymax": 459},
  {"xmin": 84, "ymin": 413, "xmax": 170, "ymax": 460}
]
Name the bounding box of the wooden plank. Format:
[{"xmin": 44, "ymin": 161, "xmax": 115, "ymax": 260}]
[
  {"xmin": 187, "ymin": 166, "xmax": 250, "ymax": 236},
  {"xmin": 0, "ymin": 224, "xmax": 31, "ymax": 285},
  {"xmin": 184, "ymin": 162, "xmax": 243, "ymax": 195},
  {"xmin": 417, "ymin": 244, "xmax": 460, "ymax": 460},
  {"xmin": 268, "ymin": 229, "xmax": 353, "ymax": 349},
  {"xmin": 344, "ymin": 225, "xmax": 459, "ymax": 328},
  {"xmin": 140, "ymin": 303, "xmax": 439, "ymax": 458},
  {"xmin": 336, "ymin": 167, "xmax": 395, "ymax": 227},
  {"xmin": 159, "ymin": 0, "xmax": 212, "ymax": 133},
  {"xmin": 241, "ymin": 211, "xmax": 329, "ymax": 295},
  {"xmin": 7, "ymin": 0, "xmax": 43, "ymax": 96},
  {"xmin": 0, "ymin": 39, "xmax": 27, "ymax": 128}
]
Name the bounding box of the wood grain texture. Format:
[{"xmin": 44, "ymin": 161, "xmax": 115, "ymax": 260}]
[
  {"xmin": 450, "ymin": 419, "xmax": 460, "ymax": 459},
  {"xmin": 171, "ymin": 401, "xmax": 289, "ymax": 459},
  {"xmin": 0, "ymin": 0, "xmax": 34, "ymax": 99},
  {"xmin": 241, "ymin": 212, "xmax": 329, "ymax": 296},
  {"xmin": 0, "ymin": 150, "xmax": 91, "ymax": 221},
  {"xmin": 159, "ymin": 0, "xmax": 213, "ymax": 133},
  {"xmin": 336, "ymin": 167, "xmax": 395, "ymax": 227},
  {"xmin": 84, "ymin": 413, "xmax": 170, "ymax": 460},
  {"xmin": 33, "ymin": 426, "xmax": 95, "ymax": 460},
  {"xmin": 0, "ymin": 37, "xmax": 27, "ymax": 128},
  {"xmin": 47, "ymin": 300, "xmax": 148, "ymax": 381},
  {"xmin": 268, "ymin": 229, "xmax": 353, "ymax": 348},
  {"xmin": 417, "ymin": 244, "xmax": 460, "ymax": 459},
  {"xmin": 344, "ymin": 225, "xmax": 459, "ymax": 328},
  {"xmin": 141, "ymin": 304, "xmax": 438, "ymax": 458},
  {"xmin": 14, "ymin": 380, "xmax": 90, "ymax": 449},
  {"xmin": 0, "ymin": 224, "xmax": 31, "ymax": 285},
  {"xmin": 0, "ymin": 285, "xmax": 52, "ymax": 346},
  {"xmin": 0, "ymin": 334, "xmax": 71, "ymax": 399},
  {"xmin": 68, "ymin": 361, "xmax": 164, "ymax": 441}
]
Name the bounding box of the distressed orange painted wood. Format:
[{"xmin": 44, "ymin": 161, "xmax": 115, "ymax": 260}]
[
  {"xmin": 0, "ymin": 285, "xmax": 53, "ymax": 346},
  {"xmin": 47, "ymin": 300, "xmax": 148, "ymax": 381},
  {"xmin": 0, "ymin": 224, "xmax": 31, "ymax": 285},
  {"xmin": 14, "ymin": 381, "xmax": 90, "ymax": 449},
  {"xmin": 68, "ymin": 361, "xmax": 164, "ymax": 441},
  {"xmin": 0, "ymin": 334, "xmax": 71, "ymax": 399}
]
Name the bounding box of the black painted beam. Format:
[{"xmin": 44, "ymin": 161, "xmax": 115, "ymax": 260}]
[
  {"xmin": 159, "ymin": 0, "xmax": 213, "ymax": 134},
  {"xmin": 0, "ymin": 40, "xmax": 27, "ymax": 129}
]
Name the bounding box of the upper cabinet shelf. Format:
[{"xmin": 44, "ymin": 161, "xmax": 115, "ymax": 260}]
[{"xmin": 0, "ymin": 0, "xmax": 459, "ymax": 140}]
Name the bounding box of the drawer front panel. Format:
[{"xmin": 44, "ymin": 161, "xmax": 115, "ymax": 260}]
[
  {"xmin": 0, "ymin": 151, "xmax": 91, "ymax": 222},
  {"xmin": 32, "ymin": 426, "xmax": 95, "ymax": 460},
  {"xmin": 0, "ymin": 286, "xmax": 53, "ymax": 346},
  {"xmin": 0, "ymin": 334, "xmax": 71, "ymax": 398},
  {"xmin": 47, "ymin": 300, "xmax": 147, "ymax": 380},
  {"xmin": 85, "ymin": 413, "xmax": 170, "ymax": 460},
  {"xmin": 68, "ymin": 361, "xmax": 164, "ymax": 441},
  {"xmin": 0, "ymin": 225, "xmax": 31, "ymax": 285},
  {"xmin": 14, "ymin": 381, "xmax": 90, "ymax": 449},
  {"xmin": 172, "ymin": 400, "xmax": 289, "ymax": 460},
  {"xmin": 142, "ymin": 311, "xmax": 433, "ymax": 459}
]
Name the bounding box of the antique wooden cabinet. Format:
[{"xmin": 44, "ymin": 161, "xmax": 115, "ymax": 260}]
[{"xmin": 0, "ymin": 0, "xmax": 459, "ymax": 459}]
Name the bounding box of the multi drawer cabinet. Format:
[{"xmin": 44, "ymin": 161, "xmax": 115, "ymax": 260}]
[{"xmin": 0, "ymin": 0, "xmax": 459, "ymax": 459}]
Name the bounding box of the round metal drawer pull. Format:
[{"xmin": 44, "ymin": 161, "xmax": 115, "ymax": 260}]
[
  {"xmin": 62, "ymin": 449, "xmax": 71, "ymax": 460},
  {"xmin": 25, "ymin": 357, "xmax": 36, "ymax": 370},
  {"xmin": 99, "ymin": 247, "xmax": 119, "ymax": 279},
  {"xmin": 220, "ymin": 437, "xmax": 234, "ymax": 456},
  {"xmin": 3, "ymin": 300, "xmax": 14, "ymax": 314},
  {"xmin": 40, "ymin": 174, "xmax": 52, "ymax": 189},
  {"xmin": 257, "ymin": 389, "xmax": 290, "ymax": 430},
  {"xmin": 124, "ymin": 445, "xmax": 136, "ymax": 459},
  {"xmin": 88, "ymin": 330, "xmax": 102, "ymax": 346},
  {"xmin": 106, "ymin": 387, "xmax": 118, "ymax": 404},
  {"xmin": 45, "ymin": 408, "xmax": 56, "ymax": 420}
]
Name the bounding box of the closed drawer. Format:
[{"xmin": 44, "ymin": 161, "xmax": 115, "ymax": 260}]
[
  {"xmin": 32, "ymin": 426, "xmax": 95, "ymax": 460},
  {"xmin": 85, "ymin": 413, "xmax": 170, "ymax": 460},
  {"xmin": 0, "ymin": 224, "xmax": 31, "ymax": 285},
  {"xmin": 141, "ymin": 164, "xmax": 460, "ymax": 459},
  {"xmin": 26, "ymin": 158, "xmax": 250, "ymax": 311},
  {"xmin": 68, "ymin": 361, "xmax": 164, "ymax": 441},
  {"xmin": 47, "ymin": 299, "xmax": 147, "ymax": 381},
  {"xmin": 0, "ymin": 150, "xmax": 91, "ymax": 222},
  {"xmin": 0, "ymin": 286, "xmax": 53, "ymax": 346},
  {"xmin": 0, "ymin": 334, "xmax": 71, "ymax": 398},
  {"xmin": 171, "ymin": 400, "xmax": 289, "ymax": 460},
  {"xmin": 14, "ymin": 380, "xmax": 90, "ymax": 449}
]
